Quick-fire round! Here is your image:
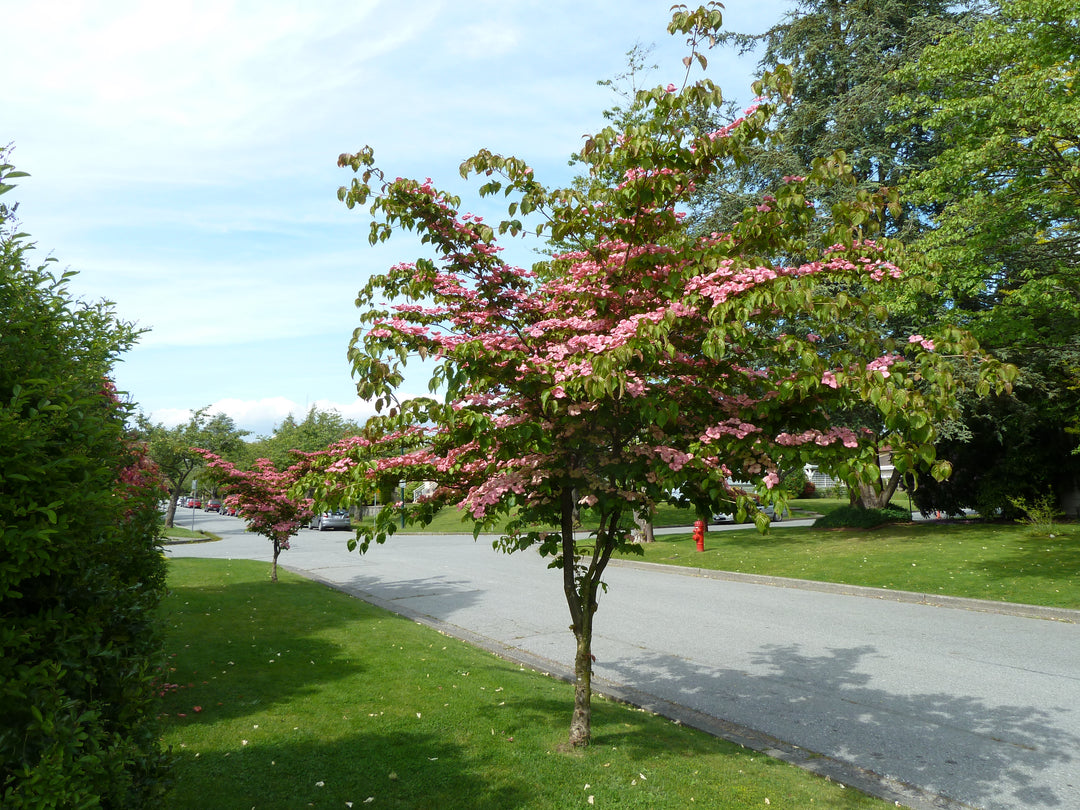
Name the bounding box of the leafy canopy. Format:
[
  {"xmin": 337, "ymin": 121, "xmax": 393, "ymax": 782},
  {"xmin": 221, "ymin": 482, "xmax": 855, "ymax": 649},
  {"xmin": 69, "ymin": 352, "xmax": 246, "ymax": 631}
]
[
  {"xmin": 309, "ymin": 8, "xmax": 1014, "ymax": 553},
  {"xmin": 195, "ymin": 450, "xmax": 314, "ymax": 582},
  {"xmin": 137, "ymin": 408, "xmax": 249, "ymax": 525},
  {"xmin": 306, "ymin": 4, "xmax": 1012, "ymax": 747},
  {"xmin": 893, "ymin": 0, "xmax": 1080, "ymax": 514},
  {"xmin": 898, "ymin": 0, "xmax": 1080, "ymax": 342}
]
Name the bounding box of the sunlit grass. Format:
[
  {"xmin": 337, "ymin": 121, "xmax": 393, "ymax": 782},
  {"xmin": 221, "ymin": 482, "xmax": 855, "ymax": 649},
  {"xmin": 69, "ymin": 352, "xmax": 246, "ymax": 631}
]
[
  {"xmin": 161, "ymin": 525, "xmax": 219, "ymax": 542},
  {"xmin": 160, "ymin": 559, "xmax": 889, "ymax": 809},
  {"xmin": 623, "ymin": 521, "xmax": 1080, "ymax": 609},
  {"xmin": 391, "ymin": 496, "xmax": 897, "ymax": 535}
]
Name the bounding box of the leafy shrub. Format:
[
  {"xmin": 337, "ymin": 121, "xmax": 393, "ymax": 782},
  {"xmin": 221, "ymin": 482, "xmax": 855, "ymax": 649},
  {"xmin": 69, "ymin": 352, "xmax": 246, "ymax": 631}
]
[
  {"xmin": 812, "ymin": 505, "xmax": 912, "ymax": 529},
  {"xmin": 1008, "ymin": 492, "xmax": 1061, "ymax": 537},
  {"xmin": 0, "ymin": 158, "xmax": 170, "ymax": 806},
  {"xmin": 777, "ymin": 466, "xmax": 814, "ymax": 498}
]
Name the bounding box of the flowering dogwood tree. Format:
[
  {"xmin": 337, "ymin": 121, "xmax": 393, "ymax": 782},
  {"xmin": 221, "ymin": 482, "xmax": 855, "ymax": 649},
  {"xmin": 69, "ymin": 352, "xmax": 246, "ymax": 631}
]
[
  {"xmin": 307, "ymin": 4, "xmax": 1012, "ymax": 747},
  {"xmin": 195, "ymin": 450, "xmax": 313, "ymax": 582}
]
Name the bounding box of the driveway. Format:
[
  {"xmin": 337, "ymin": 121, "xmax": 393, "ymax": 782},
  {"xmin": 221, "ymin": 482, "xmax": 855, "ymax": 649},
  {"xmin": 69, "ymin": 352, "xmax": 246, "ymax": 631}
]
[{"xmin": 167, "ymin": 510, "xmax": 1080, "ymax": 810}]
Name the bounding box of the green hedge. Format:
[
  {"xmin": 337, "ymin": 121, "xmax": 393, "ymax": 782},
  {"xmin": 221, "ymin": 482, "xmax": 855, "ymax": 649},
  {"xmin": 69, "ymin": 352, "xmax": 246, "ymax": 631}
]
[
  {"xmin": 0, "ymin": 160, "xmax": 170, "ymax": 806},
  {"xmin": 812, "ymin": 504, "xmax": 912, "ymax": 529}
]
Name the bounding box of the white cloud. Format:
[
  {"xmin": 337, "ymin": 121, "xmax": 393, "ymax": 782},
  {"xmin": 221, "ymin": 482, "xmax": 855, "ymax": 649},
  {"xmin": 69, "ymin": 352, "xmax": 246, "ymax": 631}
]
[
  {"xmin": 152, "ymin": 395, "xmax": 381, "ymax": 437},
  {"xmin": 8, "ymin": 0, "xmax": 786, "ymax": 427}
]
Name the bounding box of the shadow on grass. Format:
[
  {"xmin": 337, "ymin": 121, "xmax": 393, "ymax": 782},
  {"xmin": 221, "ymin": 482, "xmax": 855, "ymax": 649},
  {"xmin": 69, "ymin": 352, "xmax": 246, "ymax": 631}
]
[
  {"xmin": 469, "ymin": 691, "xmax": 744, "ymax": 759},
  {"xmin": 982, "ymin": 530, "xmax": 1080, "ymax": 583},
  {"xmin": 600, "ymin": 643, "xmax": 1079, "ymax": 809},
  {"xmin": 163, "ymin": 573, "xmax": 380, "ymax": 724},
  {"xmin": 164, "ymin": 730, "xmax": 531, "ymax": 810}
]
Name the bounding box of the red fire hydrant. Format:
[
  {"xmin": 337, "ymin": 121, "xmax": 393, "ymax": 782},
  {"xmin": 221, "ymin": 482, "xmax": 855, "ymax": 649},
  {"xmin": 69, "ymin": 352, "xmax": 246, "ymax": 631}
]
[{"xmin": 693, "ymin": 519, "xmax": 706, "ymax": 552}]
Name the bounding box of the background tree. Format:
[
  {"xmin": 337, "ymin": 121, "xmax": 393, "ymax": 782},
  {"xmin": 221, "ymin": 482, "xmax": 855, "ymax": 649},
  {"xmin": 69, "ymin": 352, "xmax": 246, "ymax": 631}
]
[
  {"xmin": 0, "ymin": 157, "xmax": 169, "ymax": 806},
  {"xmin": 896, "ymin": 0, "xmax": 1080, "ymax": 515},
  {"xmin": 138, "ymin": 408, "xmax": 249, "ymax": 526},
  {"xmin": 195, "ymin": 450, "xmax": 314, "ymax": 582},
  {"xmin": 310, "ymin": 4, "xmax": 1010, "ymax": 748},
  {"xmin": 244, "ymin": 406, "xmax": 363, "ymax": 471},
  {"xmin": 699, "ymin": 0, "xmax": 986, "ymax": 238},
  {"xmin": 677, "ymin": 0, "xmax": 995, "ymax": 508}
]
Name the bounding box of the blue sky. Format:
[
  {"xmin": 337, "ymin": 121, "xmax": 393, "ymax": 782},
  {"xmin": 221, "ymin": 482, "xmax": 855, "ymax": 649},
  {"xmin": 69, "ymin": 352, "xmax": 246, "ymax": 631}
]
[{"xmin": 7, "ymin": 0, "xmax": 789, "ymax": 437}]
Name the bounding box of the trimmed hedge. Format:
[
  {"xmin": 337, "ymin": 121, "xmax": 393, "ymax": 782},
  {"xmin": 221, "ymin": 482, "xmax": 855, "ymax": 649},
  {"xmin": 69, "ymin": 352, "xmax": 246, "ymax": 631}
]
[
  {"xmin": 812, "ymin": 505, "xmax": 913, "ymax": 529},
  {"xmin": 0, "ymin": 160, "xmax": 170, "ymax": 806}
]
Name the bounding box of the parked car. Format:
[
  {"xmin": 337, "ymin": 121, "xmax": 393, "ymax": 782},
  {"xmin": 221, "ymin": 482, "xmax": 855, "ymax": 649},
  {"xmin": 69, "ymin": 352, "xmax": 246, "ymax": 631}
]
[
  {"xmin": 311, "ymin": 509, "xmax": 351, "ymax": 531},
  {"xmin": 223, "ymin": 505, "xmax": 238, "ymax": 516},
  {"xmin": 186, "ymin": 497, "xmax": 202, "ymax": 509},
  {"xmin": 205, "ymin": 499, "xmax": 222, "ymax": 512}
]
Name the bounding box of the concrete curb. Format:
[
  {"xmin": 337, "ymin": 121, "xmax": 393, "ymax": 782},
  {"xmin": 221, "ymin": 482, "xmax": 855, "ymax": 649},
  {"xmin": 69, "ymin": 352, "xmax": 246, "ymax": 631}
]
[{"xmin": 610, "ymin": 559, "xmax": 1080, "ymax": 624}]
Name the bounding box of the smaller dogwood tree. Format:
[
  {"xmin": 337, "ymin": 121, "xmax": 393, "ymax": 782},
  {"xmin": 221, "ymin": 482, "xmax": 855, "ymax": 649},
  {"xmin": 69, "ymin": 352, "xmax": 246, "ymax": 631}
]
[{"xmin": 195, "ymin": 451, "xmax": 313, "ymax": 582}]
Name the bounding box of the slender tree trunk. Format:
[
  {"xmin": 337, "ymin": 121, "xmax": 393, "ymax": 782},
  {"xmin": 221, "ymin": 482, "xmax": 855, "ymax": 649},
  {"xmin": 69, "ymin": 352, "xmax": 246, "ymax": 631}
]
[
  {"xmin": 271, "ymin": 542, "xmax": 280, "ymax": 583},
  {"xmin": 560, "ymin": 485, "xmax": 594, "ymax": 748},
  {"xmin": 634, "ymin": 510, "xmax": 654, "ymax": 543},
  {"xmin": 559, "ymin": 486, "xmax": 619, "ymax": 748},
  {"xmin": 855, "ymin": 468, "xmax": 903, "ymax": 510},
  {"xmin": 165, "ymin": 486, "xmax": 184, "ymax": 528},
  {"xmin": 568, "ymin": 576, "xmax": 596, "ymax": 747}
]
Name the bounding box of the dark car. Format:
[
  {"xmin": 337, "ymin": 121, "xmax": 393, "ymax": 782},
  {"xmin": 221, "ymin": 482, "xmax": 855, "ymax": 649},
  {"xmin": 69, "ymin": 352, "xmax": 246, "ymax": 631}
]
[
  {"xmin": 311, "ymin": 509, "xmax": 351, "ymax": 531},
  {"xmin": 205, "ymin": 499, "xmax": 222, "ymax": 512}
]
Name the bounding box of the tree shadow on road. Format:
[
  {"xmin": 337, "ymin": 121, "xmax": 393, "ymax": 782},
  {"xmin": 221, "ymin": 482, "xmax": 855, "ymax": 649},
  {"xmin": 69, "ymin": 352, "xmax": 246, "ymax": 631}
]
[{"xmin": 599, "ymin": 642, "xmax": 1079, "ymax": 809}]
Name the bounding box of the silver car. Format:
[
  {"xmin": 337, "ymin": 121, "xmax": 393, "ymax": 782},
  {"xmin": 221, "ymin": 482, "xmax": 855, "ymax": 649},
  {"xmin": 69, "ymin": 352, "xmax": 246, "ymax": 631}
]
[{"xmin": 311, "ymin": 509, "xmax": 351, "ymax": 531}]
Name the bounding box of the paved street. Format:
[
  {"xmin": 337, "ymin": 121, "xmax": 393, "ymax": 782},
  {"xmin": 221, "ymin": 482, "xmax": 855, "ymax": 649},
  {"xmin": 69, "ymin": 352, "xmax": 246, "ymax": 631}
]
[{"xmin": 168, "ymin": 509, "xmax": 1080, "ymax": 810}]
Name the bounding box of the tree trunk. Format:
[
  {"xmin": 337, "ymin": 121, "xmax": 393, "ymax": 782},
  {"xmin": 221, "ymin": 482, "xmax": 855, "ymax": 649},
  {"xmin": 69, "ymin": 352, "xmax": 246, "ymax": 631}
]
[
  {"xmin": 568, "ymin": 578, "xmax": 596, "ymax": 747},
  {"xmin": 164, "ymin": 486, "xmax": 184, "ymax": 528},
  {"xmin": 634, "ymin": 510, "xmax": 654, "ymax": 543},
  {"xmin": 271, "ymin": 542, "xmax": 280, "ymax": 583},
  {"xmin": 560, "ymin": 486, "xmax": 596, "ymax": 747},
  {"xmin": 854, "ymin": 468, "xmax": 903, "ymax": 510}
]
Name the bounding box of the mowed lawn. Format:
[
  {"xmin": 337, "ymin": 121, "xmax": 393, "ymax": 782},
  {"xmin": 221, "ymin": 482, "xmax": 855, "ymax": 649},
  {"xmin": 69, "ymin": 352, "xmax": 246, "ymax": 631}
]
[
  {"xmin": 363, "ymin": 496, "xmax": 1080, "ymax": 611},
  {"xmin": 160, "ymin": 558, "xmax": 890, "ymax": 809},
  {"xmin": 624, "ymin": 521, "xmax": 1080, "ymax": 610}
]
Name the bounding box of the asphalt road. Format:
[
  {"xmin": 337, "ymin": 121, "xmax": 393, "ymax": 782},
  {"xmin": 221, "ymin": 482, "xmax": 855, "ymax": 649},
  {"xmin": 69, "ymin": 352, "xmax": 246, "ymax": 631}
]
[{"xmin": 167, "ymin": 509, "xmax": 1080, "ymax": 810}]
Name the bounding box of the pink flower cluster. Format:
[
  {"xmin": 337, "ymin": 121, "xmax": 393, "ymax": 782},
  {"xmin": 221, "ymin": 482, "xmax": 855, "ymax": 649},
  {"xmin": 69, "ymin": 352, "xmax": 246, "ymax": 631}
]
[
  {"xmin": 908, "ymin": 334, "xmax": 935, "ymax": 352},
  {"xmin": 702, "ymin": 420, "xmax": 762, "ymax": 441},
  {"xmin": 774, "ymin": 428, "xmax": 860, "ymax": 448},
  {"xmin": 684, "ymin": 261, "xmax": 784, "ymax": 305},
  {"xmin": 867, "ymin": 354, "xmax": 900, "ymax": 378}
]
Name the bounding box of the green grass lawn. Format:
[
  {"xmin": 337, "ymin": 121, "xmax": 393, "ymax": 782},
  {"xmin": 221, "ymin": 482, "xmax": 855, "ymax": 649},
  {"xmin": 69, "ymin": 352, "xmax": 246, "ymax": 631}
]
[
  {"xmin": 160, "ymin": 558, "xmax": 889, "ymax": 809},
  {"xmin": 383, "ymin": 500, "xmax": 709, "ymax": 534},
  {"xmin": 623, "ymin": 521, "xmax": 1080, "ymax": 610},
  {"xmin": 387, "ymin": 496, "xmax": 892, "ymax": 535},
  {"xmin": 162, "ymin": 525, "xmax": 220, "ymax": 542}
]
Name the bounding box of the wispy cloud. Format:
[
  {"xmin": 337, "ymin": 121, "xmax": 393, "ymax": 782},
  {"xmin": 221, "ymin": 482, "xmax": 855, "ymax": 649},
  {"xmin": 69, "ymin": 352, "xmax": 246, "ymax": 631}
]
[{"xmin": 8, "ymin": 0, "xmax": 780, "ymax": 436}]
